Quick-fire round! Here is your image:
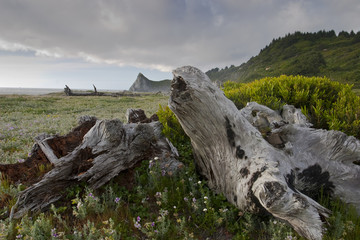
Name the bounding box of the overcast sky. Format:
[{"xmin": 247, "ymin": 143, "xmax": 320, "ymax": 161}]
[{"xmin": 0, "ymin": 0, "xmax": 359, "ymax": 90}]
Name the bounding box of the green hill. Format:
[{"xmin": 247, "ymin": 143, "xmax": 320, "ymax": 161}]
[{"xmin": 207, "ymin": 30, "xmax": 360, "ymax": 88}]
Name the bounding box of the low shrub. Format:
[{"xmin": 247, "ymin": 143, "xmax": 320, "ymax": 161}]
[{"xmin": 223, "ymin": 75, "xmax": 360, "ymax": 138}]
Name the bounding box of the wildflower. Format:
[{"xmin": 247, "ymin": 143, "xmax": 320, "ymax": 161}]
[
  {"xmin": 115, "ymin": 197, "xmax": 120, "ymax": 203},
  {"xmin": 177, "ymin": 218, "xmax": 181, "ymax": 223},
  {"xmin": 192, "ymin": 198, "xmax": 196, "ymax": 203},
  {"xmin": 161, "ymin": 170, "xmax": 166, "ymax": 176},
  {"xmin": 198, "ymin": 181, "xmax": 201, "ymax": 184},
  {"xmin": 154, "ymin": 156, "xmax": 159, "ymax": 160},
  {"xmin": 51, "ymin": 228, "xmax": 59, "ymax": 237},
  {"xmin": 17, "ymin": 158, "xmax": 25, "ymax": 163},
  {"xmin": 151, "ymin": 222, "xmax": 155, "ymax": 227},
  {"xmin": 204, "ymin": 196, "xmax": 208, "ymax": 200},
  {"xmin": 156, "ymin": 201, "xmax": 162, "ymax": 206},
  {"xmin": 149, "ymin": 160, "xmax": 155, "ymax": 168},
  {"xmin": 77, "ymin": 202, "xmax": 83, "ymax": 209},
  {"xmin": 155, "ymin": 192, "xmax": 162, "ymax": 198},
  {"xmin": 160, "ymin": 209, "xmax": 169, "ymax": 217},
  {"xmin": 189, "ymin": 177, "xmax": 193, "ymax": 181},
  {"xmin": 184, "ymin": 197, "xmax": 188, "ymax": 202},
  {"xmin": 220, "ymin": 208, "xmax": 228, "ymax": 213},
  {"xmin": 28, "ymin": 152, "xmax": 32, "ymax": 157},
  {"xmin": 137, "ymin": 216, "xmax": 141, "ymax": 222},
  {"xmin": 203, "ymin": 208, "xmax": 208, "ymax": 212},
  {"xmin": 89, "ymin": 193, "xmax": 94, "ymax": 198},
  {"xmin": 154, "ymin": 230, "xmax": 159, "ymax": 234},
  {"xmin": 16, "ymin": 234, "xmax": 23, "ymax": 239},
  {"xmin": 173, "ymin": 206, "xmax": 177, "ymax": 209},
  {"xmin": 134, "ymin": 221, "xmax": 141, "ymax": 229}
]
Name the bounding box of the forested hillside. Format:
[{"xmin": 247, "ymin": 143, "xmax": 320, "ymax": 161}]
[{"xmin": 207, "ymin": 30, "xmax": 360, "ymax": 87}]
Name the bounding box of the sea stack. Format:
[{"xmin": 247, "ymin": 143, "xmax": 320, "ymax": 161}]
[{"xmin": 129, "ymin": 73, "xmax": 171, "ymax": 93}]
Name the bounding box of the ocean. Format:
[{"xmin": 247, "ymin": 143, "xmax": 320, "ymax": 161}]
[{"xmin": 0, "ymin": 87, "xmax": 64, "ymax": 95}]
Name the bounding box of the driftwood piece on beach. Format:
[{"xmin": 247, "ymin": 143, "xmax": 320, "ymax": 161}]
[
  {"xmin": 63, "ymin": 85, "xmax": 143, "ymax": 97},
  {"xmin": 0, "ymin": 111, "xmax": 182, "ymax": 219},
  {"xmin": 64, "ymin": 85, "xmax": 104, "ymax": 96},
  {"xmin": 168, "ymin": 66, "xmax": 360, "ymax": 240}
]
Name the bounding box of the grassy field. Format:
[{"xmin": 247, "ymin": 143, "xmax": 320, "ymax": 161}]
[
  {"xmin": 0, "ymin": 93, "xmax": 359, "ymax": 239},
  {"xmin": 0, "ymin": 94, "xmax": 168, "ymax": 165}
]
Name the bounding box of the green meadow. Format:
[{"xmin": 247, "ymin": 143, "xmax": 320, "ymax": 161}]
[
  {"xmin": 0, "ymin": 89, "xmax": 359, "ymax": 239},
  {"xmin": 0, "ymin": 94, "xmax": 168, "ymax": 165}
]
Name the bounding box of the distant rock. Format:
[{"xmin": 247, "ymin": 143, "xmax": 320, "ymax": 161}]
[{"xmin": 129, "ymin": 73, "xmax": 171, "ymax": 93}]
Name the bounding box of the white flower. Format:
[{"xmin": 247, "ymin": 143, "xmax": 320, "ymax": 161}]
[
  {"xmin": 204, "ymin": 196, "xmax": 208, "ymax": 200},
  {"xmin": 203, "ymin": 208, "xmax": 208, "ymax": 212}
]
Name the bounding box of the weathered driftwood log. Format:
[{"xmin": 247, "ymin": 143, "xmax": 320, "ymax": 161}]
[
  {"xmin": 64, "ymin": 85, "xmax": 104, "ymax": 96},
  {"xmin": 1, "ymin": 111, "xmax": 182, "ymax": 219},
  {"xmin": 169, "ymin": 66, "xmax": 360, "ymax": 240}
]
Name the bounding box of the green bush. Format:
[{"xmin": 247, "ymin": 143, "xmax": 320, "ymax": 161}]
[{"xmin": 223, "ymin": 75, "xmax": 360, "ymax": 138}]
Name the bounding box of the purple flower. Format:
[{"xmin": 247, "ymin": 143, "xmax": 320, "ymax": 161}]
[
  {"xmin": 51, "ymin": 228, "xmax": 59, "ymax": 237},
  {"xmin": 192, "ymin": 198, "xmax": 196, "ymax": 203},
  {"xmin": 17, "ymin": 158, "xmax": 25, "ymax": 163},
  {"xmin": 115, "ymin": 197, "xmax": 120, "ymax": 203},
  {"xmin": 16, "ymin": 234, "xmax": 23, "ymax": 239},
  {"xmin": 161, "ymin": 170, "xmax": 166, "ymax": 176},
  {"xmin": 88, "ymin": 193, "xmax": 94, "ymax": 198},
  {"xmin": 184, "ymin": 197, "xmax": 188, "ymax": 202},
  {"xmin": 137, "ymin": 216, "xmax": 141, "ymax": 222},
  {"xmin": 151, "ymin": 222, "xmax": 155, "ymax": 227}
]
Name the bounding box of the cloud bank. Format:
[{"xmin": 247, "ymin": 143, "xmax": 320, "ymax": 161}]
[{"xmin": 0, "ymin": 0, "xmax": 359, "ymax": 75}]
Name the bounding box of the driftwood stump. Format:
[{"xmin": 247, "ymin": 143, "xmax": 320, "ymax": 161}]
[
  {"xmin": 0, "ymin": 111, "xmax": 182, "ymax": 219},
  {"xmin": 169, "ymin": 66, "xmax": 360, "ymax": 240}
]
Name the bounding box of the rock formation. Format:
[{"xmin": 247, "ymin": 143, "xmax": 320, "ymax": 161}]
[{"xmin": 129, "ymin": 73, "xmax": 171, "ymax": 93}]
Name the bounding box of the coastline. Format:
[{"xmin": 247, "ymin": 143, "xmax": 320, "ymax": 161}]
[{"xmin": 0, "ymin": 87, "xmax": 63, "ymax": 96}]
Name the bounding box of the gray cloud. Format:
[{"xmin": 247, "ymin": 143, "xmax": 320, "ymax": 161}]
[{"xmin": 0, "ymin": 0, "xmax": 359, "ymax": 72}]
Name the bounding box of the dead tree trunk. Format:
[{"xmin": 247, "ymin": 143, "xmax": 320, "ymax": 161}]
[
  {"xmin": 169, "ymin": 66, "xmax": 360, "ymax": 240},
  {"xmin": 1, "ymin": 112, "xmax": 182, "ymax": 219},
  {"xmin": 64, "ymin": 85, "xmax": 72, "ymax": 96}
]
